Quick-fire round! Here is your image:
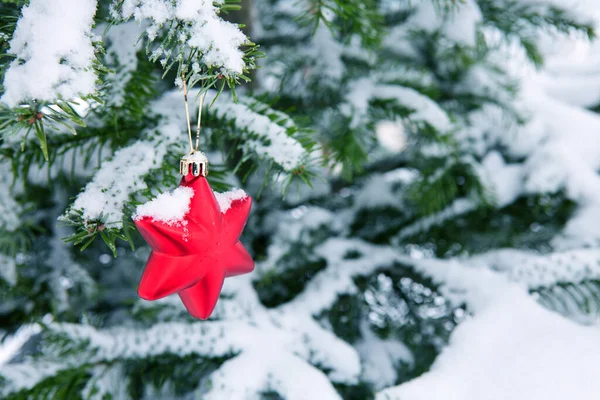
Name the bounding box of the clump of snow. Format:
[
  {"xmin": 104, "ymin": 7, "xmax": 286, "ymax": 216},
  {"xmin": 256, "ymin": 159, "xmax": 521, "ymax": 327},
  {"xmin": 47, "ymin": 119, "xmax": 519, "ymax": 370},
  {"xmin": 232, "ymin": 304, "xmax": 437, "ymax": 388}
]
[
  {"xmin": 0, "ymin": 324, "xmax": 41, "ymax": 366},
  {"xmin": 376, "ymin": 120, "xmax": 407, "ymax": 153},
  {"xmin": 0, "ymin": 254, "xmax": 17, "ymax": 287},
  {"xmin": 134, "ymin": 186, "xmax": 194, "ymax": 225},
  {"xmin": 69, "ymin": 142, "xmax": 164, "ymax": 227},
  {"xmin": 115, "ymin": 0, "xmax": 248, "ymax": 74},
  {"xmin": 214, "ymin": 189, "xmax": 248, "ymax": 213},
  {"xmin": 202, "ymin": 350, "xmax": 342, "ymax": 400},
  {"xmin": 354, "ymin": 174, "xmax": 400, "ymax": 210},
  {"xmin": 1, "ymin": 0, "xmax": 99, "ymax": 107},
  {"xmin": 479, "ymin": 151, "xmax": 524, "ymax": 207},
  {"xmin": 554, "ymin": 205, "xmax": 600, "ymax": 250},
  {"xmin": 442, "ymin": 0, "xmax": 482, "ymax": 47},
  {"xmin": 176, "ymin": 0, "xmax": 247, "ymax": 74}
]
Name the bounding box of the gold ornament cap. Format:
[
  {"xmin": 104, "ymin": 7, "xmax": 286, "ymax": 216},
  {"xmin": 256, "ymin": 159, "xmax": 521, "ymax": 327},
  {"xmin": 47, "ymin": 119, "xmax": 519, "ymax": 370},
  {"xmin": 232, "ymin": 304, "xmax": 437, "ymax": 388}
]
[{"xmin": 180, "ymin": 151, "xmax": 209, "ymax": 177}]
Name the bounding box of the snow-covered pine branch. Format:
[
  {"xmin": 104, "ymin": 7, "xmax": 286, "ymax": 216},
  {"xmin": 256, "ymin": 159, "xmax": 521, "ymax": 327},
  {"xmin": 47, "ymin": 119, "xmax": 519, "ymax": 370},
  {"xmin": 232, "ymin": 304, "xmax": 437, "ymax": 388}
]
[
  {"xmin": 211, "ymin": 95, "xmax": 311, "ymax": 172},
  {"xmin": 1, "ymin": 275, "xmax": 360, "ymax": 399},
  {"xmin": 111, "ymin": 0, "xmax": 259, "ymax": 89}
]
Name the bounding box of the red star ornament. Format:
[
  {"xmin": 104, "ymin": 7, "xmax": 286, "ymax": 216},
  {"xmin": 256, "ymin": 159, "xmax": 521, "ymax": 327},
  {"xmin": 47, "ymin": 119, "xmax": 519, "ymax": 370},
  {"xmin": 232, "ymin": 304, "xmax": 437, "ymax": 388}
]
[{"xmin": 134, "ymin": 173, "xmax": 254, "ymax": 319}]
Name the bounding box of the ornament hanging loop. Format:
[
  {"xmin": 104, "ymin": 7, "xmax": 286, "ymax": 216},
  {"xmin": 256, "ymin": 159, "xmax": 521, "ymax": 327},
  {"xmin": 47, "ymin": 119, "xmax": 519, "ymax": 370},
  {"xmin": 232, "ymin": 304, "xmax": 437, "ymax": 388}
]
[
  {"xmin": 180, "ymin": 150, "xmax": 209, "ymax": 177},
  {"xmin": 180, "ymin": 73, "xmax": 209, "ymax": 177}
]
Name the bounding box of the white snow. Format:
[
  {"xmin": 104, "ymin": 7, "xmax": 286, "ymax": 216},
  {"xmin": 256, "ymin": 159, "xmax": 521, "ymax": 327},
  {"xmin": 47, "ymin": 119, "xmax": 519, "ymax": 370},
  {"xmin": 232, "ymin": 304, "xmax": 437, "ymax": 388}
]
[
  {"xmin": 212, "ymin": 96, "xmax": 308, "ymax": 171},
  {"xmin": 480, "ymin": 151, "xmax": 524, "ymax": 207},
  {"xmin": 354, "ymin": 174, "xmax": 401, "ymax": 210},
  {"xmin": 343, "ymin": 78, "xmax": 451, "ymax": 132},
  {"xmin": 134, "ymin": 186, "xmax": 194, "ymax": 225},
  {"xmin": 356, "ymin": 321, "xmax": 413, "ymax": 390},
  {"xmin": 176, "ymin": 0, "xmax": 247, "ymax": 74},
  {"xmin": 214, "ymin": 188, "xmax": 248, "ymax": 213},
  {"xmin": 377, "ymin": 263, "xmax": 600, "ymax": 400},
  {"xmin": 376, "ymin": 120, "xmax": 407, "ymax": 153},
  {"xmin": 70, "ymin": 141, "xmax": 166, "ymax": 227},
  {"xmin": 116, "ymin": 0, "xmax": 248, "ymax": 74},
  {"xmin": 405, "ymin": 0, "xmax": 482, "ymax": 47},
  {"xmin": 0, "ymin": 325, "xmax": 41, "ymax": 366},
  {"xmin": 441, "ymin": 0, "xmax": 482, "ymax": 47},
  {"xmin": 1, "ymin": 0, "xmax": 98, "ymax": 107},
  {"xmin": 0, "ymin": 254, "xmax": 17, "ymax": 287}
]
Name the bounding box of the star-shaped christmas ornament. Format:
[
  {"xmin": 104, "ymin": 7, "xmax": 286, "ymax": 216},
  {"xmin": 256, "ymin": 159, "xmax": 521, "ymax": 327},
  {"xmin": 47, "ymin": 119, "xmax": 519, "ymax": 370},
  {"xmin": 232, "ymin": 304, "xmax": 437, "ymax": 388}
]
[{"xmin": 134, "ymin": 156, "xmax": 253, "ymax": 319}]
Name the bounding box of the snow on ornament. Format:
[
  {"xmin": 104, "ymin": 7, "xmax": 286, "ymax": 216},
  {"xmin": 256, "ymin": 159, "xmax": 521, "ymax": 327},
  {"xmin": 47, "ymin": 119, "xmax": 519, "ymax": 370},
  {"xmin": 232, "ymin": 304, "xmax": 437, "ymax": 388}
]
[{"xmin": 133, "ymin": 150, "xmax": 254, "ymax": 319}]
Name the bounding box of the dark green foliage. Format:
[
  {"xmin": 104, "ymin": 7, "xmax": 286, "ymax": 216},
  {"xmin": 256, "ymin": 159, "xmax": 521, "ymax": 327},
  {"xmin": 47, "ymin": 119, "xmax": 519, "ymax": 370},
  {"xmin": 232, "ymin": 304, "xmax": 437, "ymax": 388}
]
[
  {"xmin": 126, "ymin": 354, "xmax": 230, "ymax": 399},
  {"xmin": 261, "ymin": 391, "xmax": 285, "ymax": 400},
  {"xmin": 351, "ymin": 206, "xmax": 409, "ymax": 245},
  {"xmin": 302, "ymin": 0, "xmax": 383, "ymax": 47},
  {"xmin": 323, "ymin": 264, "xmax": 463, "ymax": 385},
  {"xmin": 5, "ymin": 368, "xmax": 91, "ymax": 400},
  {"xmin": 324, "ymin": 293, "xmax": 364, "ymax": 343},
  {"xmin": 406, "ymin": 156, "xmax": 492, "ymax": 216},
  {"xmin": 401, "ymin": 192, "xmax": 576, "ymax": 257},
  {"xmin": 254, "ymin": 252, "xmax": 327, "ymax": 307},
  {"xmin": 367, "ymin": 266, "xmax": 462, "ymax": 383},
  {"xmin": 334, "ymin": 381, "xmax": 375, "ymax": 400}
]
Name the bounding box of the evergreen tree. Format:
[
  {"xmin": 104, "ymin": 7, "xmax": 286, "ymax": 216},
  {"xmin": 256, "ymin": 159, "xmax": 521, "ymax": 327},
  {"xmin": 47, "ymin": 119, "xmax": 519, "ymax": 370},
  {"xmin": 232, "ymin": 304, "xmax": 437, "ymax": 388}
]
[{"xmin": 1, "ymin": 0, "xmax": 600, "ymax": 399}]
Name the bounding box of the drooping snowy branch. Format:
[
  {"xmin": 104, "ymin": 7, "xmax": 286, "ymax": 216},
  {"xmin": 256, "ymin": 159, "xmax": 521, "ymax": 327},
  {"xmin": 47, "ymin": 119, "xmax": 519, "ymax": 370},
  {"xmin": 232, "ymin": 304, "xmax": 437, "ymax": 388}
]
[
  {"xmin": 1, "ymin": 0, "xmax": 99, "ymax": 107},
  {"xmin": 68, "ymin": 141, "xmax": 168, "ymax": 227},
  {"xmin": 113, "ymin": 0, "xmax": 250, "ymax": 77},
  {"xmin": 212, "ymin": 96, "xmax": 309, "ymax": 171},
  {"xmin": 341, "ymin": 77, "xmax": 452, "ymax": 132}
]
